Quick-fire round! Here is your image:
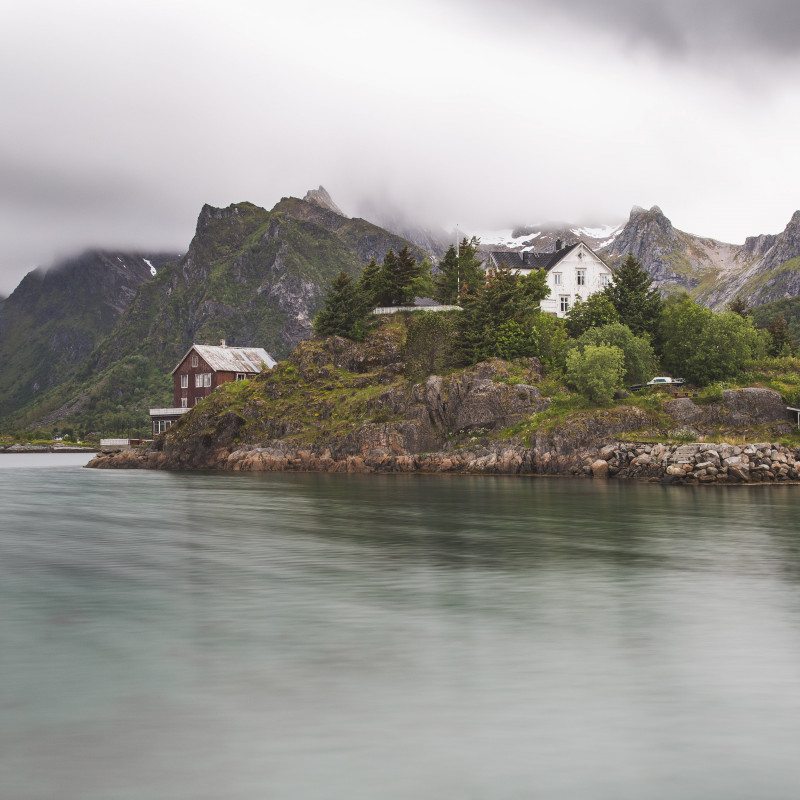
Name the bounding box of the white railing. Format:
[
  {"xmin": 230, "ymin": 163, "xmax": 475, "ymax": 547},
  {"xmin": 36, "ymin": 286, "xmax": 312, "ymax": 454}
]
[
  {"xmin": 148, "ymin": 408, "xmax": 190, "ymax": 416},
  {"xmin": 100, "ymin": 438, "xmax": 131, "ymax": 446},
  {"xmin": 372, "ymin": 305, "xmax": 462, "ymax": 315}
]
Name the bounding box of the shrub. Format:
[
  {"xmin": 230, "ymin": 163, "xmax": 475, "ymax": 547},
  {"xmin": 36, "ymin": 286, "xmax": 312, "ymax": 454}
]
[{"xmin": 565, "ymin": 344, "xmax": 625, "ymax": 405}]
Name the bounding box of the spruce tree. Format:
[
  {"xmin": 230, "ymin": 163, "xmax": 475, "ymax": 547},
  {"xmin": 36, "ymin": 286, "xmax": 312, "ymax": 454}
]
[
  {"xmin": 395, "ymin": 246, "xmax": 421, "ymax": 305},
  {"xmin": 457, "ymin": 237, "xmax": 485, "ymax": 295},
  {"xmin": 728, "ymin": 296, "xmax": 750, "ymax": 317},
  {"xmin": 313, "ymin": 272, "xmax": 369, "ymax": 340},
  {"xmin": 434, "ymin": 245, "xmax": 460, "ymax": 304},
  {"xmin": 602, "ymin": 253, "xmax": 663, "ymax": 339},
  {"xmin": 767, "ymin": 314, "xmax": 794, "ymax": 356},
  {"xmin": 357, "ymin": 257, "xmax": 382, "ymax": 308}
]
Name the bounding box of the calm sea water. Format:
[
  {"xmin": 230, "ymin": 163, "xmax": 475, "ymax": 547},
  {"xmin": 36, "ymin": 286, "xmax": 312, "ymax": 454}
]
[{"xmin": 1, "ymin": 454, "xmax": 800, "ymax": 799}]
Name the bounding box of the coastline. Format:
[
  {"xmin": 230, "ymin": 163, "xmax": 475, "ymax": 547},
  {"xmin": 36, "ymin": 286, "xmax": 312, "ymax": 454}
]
[{"xmin": 87, "ymin": 438, "xmax": 800, "ymax": 486}]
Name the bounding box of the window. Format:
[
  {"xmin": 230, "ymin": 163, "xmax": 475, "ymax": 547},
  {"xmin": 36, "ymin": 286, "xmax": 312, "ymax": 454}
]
[
  {"xmin": 553, "ymin": 272, "xmax": 562, "ymax": 286},
  {"xmin": 576, "ymin": 269, "xmax": 586, "ymax": 286},
  {"xmin": 154, "ymin": 420, "xmax": 173, "ymax": 434},
  {"xmin": 600, "ymin": 274, "xmax": 609, "ymax": 287},
  {"xmin": 236, "ymin": 373, "xmax": 247, "ymax": 381},
  {"xmin": 181, "ymin": 397, "xmax": 187, "ymax": 408},
  {"xmin": 195, "ymin": 396, "xmax": 203, "ymax": 406},
  {"xmin": 560, "ymin": 296, "xmax": 570, "ymax": 313},
  {"xmin": 195, "ymin": 373, "xmax": 212, "ymax": 388},
  {"xmin": 191, "ymin": 355, "xmax": 198, "ymax": 368},
  {"xmin": 180, "ymin": 374, "xmax": 188, "ymax": 388}
]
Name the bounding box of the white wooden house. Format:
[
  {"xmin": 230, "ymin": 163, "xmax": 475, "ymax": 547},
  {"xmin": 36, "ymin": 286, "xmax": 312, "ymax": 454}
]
[{"xmin": 485, "ymin": 240, "xmax": 613, "ymax": 318}]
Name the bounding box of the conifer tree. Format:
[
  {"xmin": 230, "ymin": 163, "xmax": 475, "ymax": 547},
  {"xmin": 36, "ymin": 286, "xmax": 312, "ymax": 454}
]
[
  {"xmin": 602, "ymin": 253, "xmax": 663, "ymax": 339},
  {"xmin": 313, "ymin": 272, "xmax": 369, "ymax": 340},
  {"xmin": 395, "ymin": 246, "xmax": 421, "ymax": 305},
  {"xmin": 728, "ymin": 296, "xmax": 750, "ymax": 317},
  {"xmin": 435, "ymin": 237, "xmax": 485, "ymax": 304},
  {"xmin": 434, "ymin": 244, "xmax": 460, "ymax": 304},
  {"xmin": 767, "ymin": 314, "xmax": 794, "ymax": 356},
  {"xmin": 357, "ymin": 257, "xmax": 382, "ymax": 308}
]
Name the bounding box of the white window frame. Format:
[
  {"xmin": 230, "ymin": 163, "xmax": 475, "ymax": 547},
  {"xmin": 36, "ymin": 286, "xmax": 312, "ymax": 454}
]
[
  {"xmin": 552, "ymin": 272, "xmax": 562, "ymax": 286},
  {"xmin": 236, "ymin": 373, "xmax": 247, "ymax": 381},
  {"xmin": 560, "ymin": 295, "xmax": 570, "ymax": 313},
  {"xmin": 195, "ymin": 373, "xmax": 204, "ymax": 388},
  {"xmin": 181, "ymin": 397, "xmax": 187, "ymax": 408},
  {"xmin": 191, "ymin": 355, "xmax": 198, "ymax": 367},
  {"xmin": 600, "ymin": 273, "xmax": 609, "ymax": 287},
  {"xmin": 195, "ymin": 396, "xmax": 203, "ymax": 406},
  {"xmin": 576, "ymin": 269, "xmax": 586, "ymax": 286},
  {"xmin": 180, "ymin": 374, "xmax": 188, "ymax": 388}
]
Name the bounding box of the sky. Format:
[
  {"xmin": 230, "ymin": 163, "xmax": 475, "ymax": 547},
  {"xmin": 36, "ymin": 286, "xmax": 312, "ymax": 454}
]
[{"xmin": 2, "ymin": 0, "xmax": 800, "ymax": 295}]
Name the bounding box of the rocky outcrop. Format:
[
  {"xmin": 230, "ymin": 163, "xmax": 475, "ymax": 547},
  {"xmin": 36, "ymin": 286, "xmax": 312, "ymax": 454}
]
[{"xmin": 663, "ymin": 388, "xmax": 790, "ymax": 432}]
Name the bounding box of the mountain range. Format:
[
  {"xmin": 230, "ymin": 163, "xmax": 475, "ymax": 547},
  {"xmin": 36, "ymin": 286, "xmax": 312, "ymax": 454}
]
[
  {"xmin": 3, "ymin": 188, "xmax": 800, "ymax": 435},
  {"xmin": 471, "ymin": 205, "xmax": 800, "ymax": 311}
]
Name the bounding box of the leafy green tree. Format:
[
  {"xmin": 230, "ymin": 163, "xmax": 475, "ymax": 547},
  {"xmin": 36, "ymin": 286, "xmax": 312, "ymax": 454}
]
[
  {"xmin": 659, "ymin": 294, "xmax": 767, "ymax": 385},
  {"xmin": 572, "ymin": 323, "xmax": 657, "ymax": 385},
  {"xmin": 403, "ymin": 311, "xmax": 460, "ymax": 378},
  {"xmin": 603, "ymin": 253, "xmax": 663, "ymax": 338},
  {"xmin": 313, "ymin": 271, "xmax": 370, "ymax": 340},
  {"xmin": 766, "ymin": 314, "xmax": 794, "ymax": 357},
  {"xmin": 566, "ymin": 344, "xmax": 625, "ymax": 405},
  {"xmin": 565, "ymin": 293, "xmax": 620, "ymax": 337}
]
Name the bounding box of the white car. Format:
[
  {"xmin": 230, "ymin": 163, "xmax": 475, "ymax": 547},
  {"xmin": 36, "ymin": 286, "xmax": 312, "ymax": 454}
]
[{"xmin": 646, "ymin": 376, "xmax": 686, "ymax": 386}]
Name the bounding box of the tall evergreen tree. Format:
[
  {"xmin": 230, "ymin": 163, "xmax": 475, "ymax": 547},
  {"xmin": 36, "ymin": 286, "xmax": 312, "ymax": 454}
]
[
  {"xmin": 602, "ymin": 253, "xmax": 663, "ymax": 339},
  {"xmin": 766, "ymin": 314, "xmax": 794, "ymax": 356},
  {"xmin": 313, "ymin": 272, "xmax": 369, "ymax": 340},
  {"xmin": 374, "ymin": 249, "xmax": 400, "ymax": 306},
  {"xmin": 728, "ymin": 296, "xmax": 750, "ymax": 317},
  {"xmin": 395, "ymin": 246, "xmax": 421, "ymax": 305},
  {"xmin": 435, "ymin": 237, "xmax": 485, "ymax": 304},
  {"xmin": 434, "ymin": 244, "xmax": 460, "ymax": 304},
  {"xmin": 357, "ymin": 257, "xmax": 382, "ymax": 307}
]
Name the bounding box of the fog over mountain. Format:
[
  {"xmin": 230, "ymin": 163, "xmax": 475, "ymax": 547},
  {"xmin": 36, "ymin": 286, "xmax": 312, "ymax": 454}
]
[{"xmin": 2, "ymin": 0, "xmax": 799, "ymax": 295}]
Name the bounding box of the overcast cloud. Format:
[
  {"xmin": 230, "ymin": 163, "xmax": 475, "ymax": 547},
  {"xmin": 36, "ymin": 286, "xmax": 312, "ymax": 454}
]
[{"xmin": 1, "ymin": 0, "xmax": 799, "ymax": 294}]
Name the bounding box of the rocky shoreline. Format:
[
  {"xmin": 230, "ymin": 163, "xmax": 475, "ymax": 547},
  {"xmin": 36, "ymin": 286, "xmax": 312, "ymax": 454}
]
[
  {"xmin": 88, "ymin": 438, "xmax": 800, "ymax": 486},
  {"xmin": 85, "ymin": 331, "xmax": 800, "ymax": 486},
  {"xmin": 2, "ymin": 444, "xmax": 97, "ymax": 454}
]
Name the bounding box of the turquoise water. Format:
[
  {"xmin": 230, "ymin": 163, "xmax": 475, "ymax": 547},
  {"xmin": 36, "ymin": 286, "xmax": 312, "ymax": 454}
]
[{"xmin": 2, "ymin": 456, "xmax": 800, "ymax": 799}]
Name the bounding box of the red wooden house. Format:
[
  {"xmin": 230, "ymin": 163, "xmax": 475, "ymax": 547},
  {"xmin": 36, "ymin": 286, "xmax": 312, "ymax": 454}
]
[{"xmin": 149, "ymin": 341, "xmax": 276, "ymax": 436}]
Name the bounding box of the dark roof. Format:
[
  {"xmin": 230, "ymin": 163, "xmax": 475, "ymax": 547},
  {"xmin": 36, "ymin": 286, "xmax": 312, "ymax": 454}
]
[{"xmin": 487, "ymin": 242, "xmax": 581, "ymax": 272}]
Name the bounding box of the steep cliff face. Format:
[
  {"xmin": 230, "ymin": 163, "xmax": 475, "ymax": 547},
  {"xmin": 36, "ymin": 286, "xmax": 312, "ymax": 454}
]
[
  {"xmin": 705, "ymin": 211, "xmax": 800, "ymax": 308},
  {"xmin": 602, "ymin": 206, "xmax": 800, "ymax": 310},
  {"xmin": 0, "ymin": 250, "xmax": 177, "ymax": 420}
]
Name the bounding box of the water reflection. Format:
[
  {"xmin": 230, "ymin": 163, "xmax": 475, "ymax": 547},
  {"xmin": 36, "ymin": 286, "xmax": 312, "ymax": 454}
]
[{"xmin": 2, "ymin": 467, "xmax": 800, "ymax": 799}]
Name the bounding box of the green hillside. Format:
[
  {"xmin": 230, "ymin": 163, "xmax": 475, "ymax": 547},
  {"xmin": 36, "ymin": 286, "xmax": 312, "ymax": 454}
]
[{"xmin": 1, "ymin": 198, "xmax": 425, "ymax": 436}]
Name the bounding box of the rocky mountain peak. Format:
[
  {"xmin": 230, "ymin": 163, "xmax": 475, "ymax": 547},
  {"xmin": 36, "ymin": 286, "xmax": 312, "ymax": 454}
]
[{"xmin": 303, "ymin": 186, "xmax": 345, "ymax": 217}]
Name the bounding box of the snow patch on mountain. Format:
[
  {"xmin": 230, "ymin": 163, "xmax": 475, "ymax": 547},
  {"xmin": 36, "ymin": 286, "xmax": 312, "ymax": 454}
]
[
  {"xmin": 143, "ymin": 258, "xmax": 157, "ymax": 276},
  {"xmin": 467, "ymin": 228, "xmax": 544, "ymax": 248}
]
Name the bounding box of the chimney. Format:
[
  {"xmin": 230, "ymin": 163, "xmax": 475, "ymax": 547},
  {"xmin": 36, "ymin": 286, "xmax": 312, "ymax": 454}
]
[
  {"xmin": 220, "ymin": 339, "xmax": 226, "ymax": 347},
  {"xmin": 555, "ymin": 238, "xmax": 562, "ymax": 251}
]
